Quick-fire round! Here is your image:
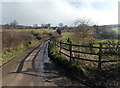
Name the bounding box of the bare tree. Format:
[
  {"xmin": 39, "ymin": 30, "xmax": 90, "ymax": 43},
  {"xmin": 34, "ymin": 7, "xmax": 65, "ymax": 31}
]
[
  {"xmin": 63, "ymin": 25, "xmax": 69, "ymax": 31},
  {"xmin": 33, "ymin": 24, "xmax": 38, "ymax": 29},
  {"xmin": 46, "ymin": 23, "xmax": 51, "ymax": 28},
  {"xmin": 10, "ymin": 20, "xmax": 18, "ymax": 29},
  {"xmin": 59, "ymin": 23, "xmax": 63, "ymax": 28},
  {"xmin": 41, "ymin": 23, "xmax": 50, "ymax": 29},
  {"xmin": 73, "ymin": 18, "xmax": 96, "ymax": 45}
]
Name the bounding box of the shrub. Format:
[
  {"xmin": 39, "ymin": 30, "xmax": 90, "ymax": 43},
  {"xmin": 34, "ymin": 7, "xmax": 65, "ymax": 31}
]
[
  {"xmin": 56, "ymin": 29, "xmax": 61, "ymax": 35},
  {"xmin": 2, "ymin": 30, "xmax": 36, "ymax": 52}
]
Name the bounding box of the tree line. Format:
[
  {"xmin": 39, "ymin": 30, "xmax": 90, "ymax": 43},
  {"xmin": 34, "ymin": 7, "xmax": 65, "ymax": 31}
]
[{"xmin": 2, "ymin": 20, "xmax": 69, "ymax": 30}]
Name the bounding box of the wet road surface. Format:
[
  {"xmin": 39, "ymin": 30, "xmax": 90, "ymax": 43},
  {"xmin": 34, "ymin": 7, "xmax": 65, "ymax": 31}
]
[{"xmin": 2, "ymin": 40, "xmax": 86, "ymax": 87}]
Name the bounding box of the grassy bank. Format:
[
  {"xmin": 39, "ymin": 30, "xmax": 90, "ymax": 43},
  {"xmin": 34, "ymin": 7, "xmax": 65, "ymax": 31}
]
[
  {"xmin": 1, "ymin": 41, "xmax": 37, "ymax": 60},
  {"xmin": 48, "ymin": 42, "xmax": 84, "ymax": 76}
]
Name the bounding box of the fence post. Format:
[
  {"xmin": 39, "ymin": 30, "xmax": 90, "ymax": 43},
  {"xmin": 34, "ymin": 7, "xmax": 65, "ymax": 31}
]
[
  {"xmin": 53, "ymin": 39, "xmax": 55, "ymax": 46},
  {"xmin": 98, "ymin": 43, "xmax": 102, "ymax": 70},
  {"xmin": 89, "ymin": 43, "xmax": 93, "ymax": 53},
  {"xmin": 69, "ymin": 41, "xmax": 72, "ymax": 62},
  {"xmin": 53, "ymin": 38, "xmax": 55, "ymax": 44},
  {"xmin": 54, "ymin": 40, "xmax": 56, "ymax": 47},
  {"xmin": 59, "ymin": 40, "xmax": 62, "ymax": 54}
]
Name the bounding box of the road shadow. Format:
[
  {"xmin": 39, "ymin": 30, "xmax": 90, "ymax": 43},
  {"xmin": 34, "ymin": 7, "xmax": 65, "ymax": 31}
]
[
  {"xmin": 8, "ymin": 61, "xmax": 64, "ymax": 81},
  {"xmin": 16, "ymin": 42, "xmax": 42, "ymax": 73}
]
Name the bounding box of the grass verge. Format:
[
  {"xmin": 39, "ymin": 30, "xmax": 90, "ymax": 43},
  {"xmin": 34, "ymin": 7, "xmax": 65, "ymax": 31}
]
[
  {"xmin": 48, "ymin": 42, "xmax": 98, "ymax": 87},
  {"xmin": 48, "ymin": 42, "xmax": 84, "ymax": 75},
  {"xmin": 1, "ymin": 41, "xmax": 37, "ymax": 60}
]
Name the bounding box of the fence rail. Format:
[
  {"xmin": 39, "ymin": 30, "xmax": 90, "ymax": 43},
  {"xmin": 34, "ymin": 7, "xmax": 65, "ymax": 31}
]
[{"xmin": 52, "ymin": 39, "xmax": 120, "ymax": 70}]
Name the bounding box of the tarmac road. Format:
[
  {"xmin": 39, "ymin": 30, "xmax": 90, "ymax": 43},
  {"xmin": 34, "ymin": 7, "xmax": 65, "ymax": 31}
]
[{"xmin": 2, "ymin": 40, "xmax": 86, "ymax": 87}]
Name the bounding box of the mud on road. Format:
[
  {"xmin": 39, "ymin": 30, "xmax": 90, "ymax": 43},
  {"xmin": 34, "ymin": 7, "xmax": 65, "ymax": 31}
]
[{"xmin": 2, "ymin": 40, "xmax": 86, "ymax": 87}]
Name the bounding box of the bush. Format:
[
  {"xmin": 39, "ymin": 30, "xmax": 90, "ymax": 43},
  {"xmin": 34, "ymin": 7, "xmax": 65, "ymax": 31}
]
[
  {"xmin": 56, "ymin": 29, "xmax": 61, "ymax": 35},
  {"xmin": 2, "ymin": 30, "xmax": 36, "ymax": 52}
]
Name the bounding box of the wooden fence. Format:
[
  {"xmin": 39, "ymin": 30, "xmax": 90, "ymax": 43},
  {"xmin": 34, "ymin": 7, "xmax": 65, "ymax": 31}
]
[{"xmin": 51, "ymin": 39, "xmax": 120, "ymax": 70}]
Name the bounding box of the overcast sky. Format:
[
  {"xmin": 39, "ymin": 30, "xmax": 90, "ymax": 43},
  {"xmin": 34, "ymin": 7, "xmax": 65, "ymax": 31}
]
[{"xmin": 1, "ymin": 0, "xmax": 119, "ymax": 26}]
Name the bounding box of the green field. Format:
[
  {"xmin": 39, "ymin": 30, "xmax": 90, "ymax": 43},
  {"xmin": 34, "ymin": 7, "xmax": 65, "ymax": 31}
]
[
  {"xmin": 60, "ymin": 32, "xmax": 74, "ymax": 42},
  {"xmin": 61, "ymin": 32, "xmax": 120, "ymax": 44},
  {"xmin": 59, "ymin": 32, "xmax": 120, "ymax": 64}
]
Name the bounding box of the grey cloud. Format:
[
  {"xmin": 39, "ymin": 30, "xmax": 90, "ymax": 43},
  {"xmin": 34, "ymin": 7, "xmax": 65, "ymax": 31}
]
[
  {"xmin": 2, "ymin": 0, "xmax": 118, "ymax": 26},
  {"xmin": 2, "ymin": 2, "xmax": 77, "ymax": 26}
]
